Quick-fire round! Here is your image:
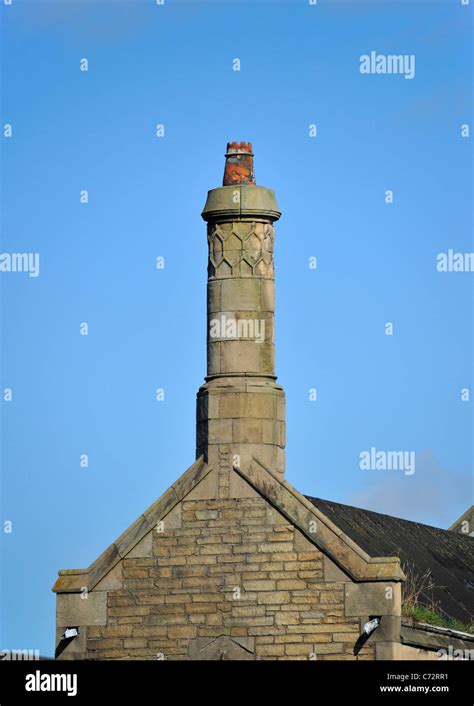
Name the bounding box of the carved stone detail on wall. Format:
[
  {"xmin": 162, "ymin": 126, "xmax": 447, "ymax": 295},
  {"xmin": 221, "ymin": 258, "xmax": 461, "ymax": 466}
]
[
  {"xmin": 188, "ymin": 635, "xmax": 256, "ymax": 660},
  {"xmin": 208, "ymin": 222, "xmax": 274, "ymax": 278}
]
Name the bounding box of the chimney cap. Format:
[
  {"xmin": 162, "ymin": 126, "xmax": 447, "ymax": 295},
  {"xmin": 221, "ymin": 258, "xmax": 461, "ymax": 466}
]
[
  {"xmin": 223, "ymin": 141, "xmax": 255, "ymax": 186},
  {"xmin": 225, "ymin": 141, "xmax": 253, "ymax": 155}
]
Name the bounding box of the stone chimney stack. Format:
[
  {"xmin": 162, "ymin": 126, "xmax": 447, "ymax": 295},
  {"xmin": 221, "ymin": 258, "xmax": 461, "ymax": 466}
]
[{"xmin": 196, "ymin": 142, "xmax": 285, "ymax": 481}]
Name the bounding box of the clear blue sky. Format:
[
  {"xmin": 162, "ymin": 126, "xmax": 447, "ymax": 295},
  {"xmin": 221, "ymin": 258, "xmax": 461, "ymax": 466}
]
[{"xmin": 1, "ymin": 0, "xmax": 472, "ymax": 656}]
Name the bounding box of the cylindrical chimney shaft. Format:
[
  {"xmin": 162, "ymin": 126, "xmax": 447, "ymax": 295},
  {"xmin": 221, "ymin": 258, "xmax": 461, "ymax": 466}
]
[{"xmin": 196, "ymin": 143, "xmax": 285, "ymax": 483}]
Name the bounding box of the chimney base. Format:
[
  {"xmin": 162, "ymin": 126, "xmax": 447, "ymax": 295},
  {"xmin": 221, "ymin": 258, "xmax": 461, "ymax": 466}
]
[{"xmin": 196, "ymin": 377, "xmax": 285, "ymax": 480}]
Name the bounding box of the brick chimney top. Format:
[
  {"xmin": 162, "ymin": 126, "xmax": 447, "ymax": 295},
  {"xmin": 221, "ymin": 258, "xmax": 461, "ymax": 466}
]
[{"xmin": 223, "ymin": 141, "xmax": 255, "ymax": 186}]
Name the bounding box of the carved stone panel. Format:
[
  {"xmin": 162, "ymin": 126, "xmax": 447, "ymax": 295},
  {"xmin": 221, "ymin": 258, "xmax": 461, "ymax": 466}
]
[{"xmin": 208, "ymin": 222, "xmax": 274, "ymax": 279}]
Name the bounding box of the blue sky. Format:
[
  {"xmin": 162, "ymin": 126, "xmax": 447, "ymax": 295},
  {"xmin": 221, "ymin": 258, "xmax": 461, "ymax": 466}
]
[{"xmin": 1, "ymin": 0, "xmax": 472, "ymax": 656}]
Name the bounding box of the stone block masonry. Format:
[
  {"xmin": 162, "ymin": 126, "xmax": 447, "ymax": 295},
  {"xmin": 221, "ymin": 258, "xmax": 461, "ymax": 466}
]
[{"xmin": 80, "ymin": 495, "xmax": 375, "ymax": 661}]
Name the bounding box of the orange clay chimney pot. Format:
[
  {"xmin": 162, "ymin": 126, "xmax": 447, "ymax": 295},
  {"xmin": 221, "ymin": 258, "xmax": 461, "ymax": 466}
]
[{"xmin": 223, "ymin": 141, "xmax": 255, "ymax": 186}]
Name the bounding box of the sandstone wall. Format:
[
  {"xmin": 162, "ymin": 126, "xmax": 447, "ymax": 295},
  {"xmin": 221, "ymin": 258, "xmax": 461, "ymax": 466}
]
[{"xmin": 56, "ymin": 482, "xmax": 388, "ymax": 660}]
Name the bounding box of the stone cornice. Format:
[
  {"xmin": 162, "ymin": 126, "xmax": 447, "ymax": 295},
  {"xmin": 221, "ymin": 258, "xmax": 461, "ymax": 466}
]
[{"xmin": 202, "ymin": 185, "xmax": 281, "ymax": 223}]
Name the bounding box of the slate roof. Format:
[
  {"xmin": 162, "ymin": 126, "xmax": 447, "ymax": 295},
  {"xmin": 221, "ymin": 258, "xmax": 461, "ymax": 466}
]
[{"xmin": 305, "ymin": 496, "xmax": 474, "ymax": 627}]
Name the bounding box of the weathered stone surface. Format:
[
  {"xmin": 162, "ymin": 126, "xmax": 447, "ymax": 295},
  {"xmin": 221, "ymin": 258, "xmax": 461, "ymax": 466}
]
[
  {"xmin": 52, "ymin": 570, "xmax": 88, "ymax": 594},
  {"xmin": 229, "ymin": 470, "xmax": 260, "ymax": 499},
  {"xmin": 323, "ymin": 555, "xmax": 350, "ymax": 582},
  {"xmin": 126, "ymin": 533, "xmax": 152, "ymax": 559},
  {"xmin": 220, "ymin": 341, "xmax": 262, "ymax": 374},
  {"xmin": 207, "ymin": 419, "xmax": 233, "ymax": 444},
  {"xmin": 188, "ymin": 635, "xmax": 255, "ymax": 660},
  {"xmin": 207, "ymin": 280, "xmax": 221, "ymax": 314},
  {"xmin": 57, "ymin": 593, "xmax": 107, "ymax": 628},
  {"xmin": 95, "ymin": 562, "xmax": 124, "ymax": 591},
  {"xmin": 220, "ymin": 278, "xmax": 261, "ymax": 312},
  {"xmin": 345, "ymin": 582, "xmax": 401, "ymax": 617},
  {"xmin": 232, "ymin": 419, "xmax": 263, "ymax": 444},
  {"xmin": 115, "ymin": 514, "xmax": 153, "ymax": 559},
  {"xmin": 161, "ymin": 503, "xmax": 182, "ymax": 530},
  {"xmin": 87, "ymin": 544, "xmax": 122, "ymax": 592},
  {"xmin": 206, "ymin": 341, "xmax": 221, "ymax": 375},
  {"xmin": 171, "ymin": 457, "xmax": 209, "ymax": 501},
  {"xmin": 185, "ymin": 469, "xmax": 218, "ymax": 500}
]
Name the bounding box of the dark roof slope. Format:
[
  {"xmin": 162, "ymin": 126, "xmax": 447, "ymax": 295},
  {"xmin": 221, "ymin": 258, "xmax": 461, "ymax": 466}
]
[{"xmin": 305, "ymin": 496, "xmax": 474, "ymax": 626}]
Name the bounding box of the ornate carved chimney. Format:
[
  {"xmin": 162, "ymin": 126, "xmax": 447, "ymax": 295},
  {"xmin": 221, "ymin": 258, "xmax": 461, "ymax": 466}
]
[{"xmin": 196, "ymin": 142, "xmax": 285, "ymax": 480}]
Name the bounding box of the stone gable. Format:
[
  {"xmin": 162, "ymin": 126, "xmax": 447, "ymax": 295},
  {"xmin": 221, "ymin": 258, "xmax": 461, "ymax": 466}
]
[
  {"xmin": 68, "ymin": 494, "xmax": 375, "ymax": 661},
  {"xmin": 89, "ymin": 497, "xmax": 373, "ymax": 659},
  {"xmin": 54, "ymin": 459, "xmax": 406, "ymax": 660}
]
